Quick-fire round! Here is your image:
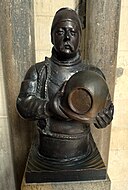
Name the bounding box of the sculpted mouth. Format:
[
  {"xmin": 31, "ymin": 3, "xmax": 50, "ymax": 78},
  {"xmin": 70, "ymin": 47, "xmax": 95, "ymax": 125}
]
[
  {"xmin": 64, "ymin": 45, "xmax": 71, "ymax": 49},
  {"xmin": 64, "ymin": 44, "xmax": 74, "ymax": 51},
  {"xmin": 60, "ymin": 44, "xmax": 74, "ymax": 52}
]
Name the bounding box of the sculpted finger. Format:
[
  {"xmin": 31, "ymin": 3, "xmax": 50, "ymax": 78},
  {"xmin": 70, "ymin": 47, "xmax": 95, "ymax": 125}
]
[
  {"xmin": 94, "ymin": 115, "xmax": 106, "ymax": 129},
  {"xmin": 104, "ymin": 104, "xmax": 114, "ymax": 120},
  {"xmin": 94, "ymin": 122, "xmax": 101, "ymax": 129},
  {"xmin": 109, "ymin": 103, "xmax": 114, "ymax": 115}
]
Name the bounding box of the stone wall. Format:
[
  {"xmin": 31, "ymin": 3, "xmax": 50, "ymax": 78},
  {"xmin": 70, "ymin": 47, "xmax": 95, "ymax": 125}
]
[
  {"xmin": 0, "ymin": 1, "xmax": 35, "ymax": 189},
  {"xmin": 108, "ymin": 1, "xmax": 128, "ymax": 189}
]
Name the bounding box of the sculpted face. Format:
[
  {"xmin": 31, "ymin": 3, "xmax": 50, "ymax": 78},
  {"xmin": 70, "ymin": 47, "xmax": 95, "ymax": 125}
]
[{"xmin": 52, "ymin": 20, "xmax": 81, "ymax": 56}]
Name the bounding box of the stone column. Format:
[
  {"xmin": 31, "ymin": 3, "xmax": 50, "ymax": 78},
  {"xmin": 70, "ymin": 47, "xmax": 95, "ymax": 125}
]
[
  {"xmin": 85, "ymin": 0, "xmax": 121, "ymax": 165},
  {"xmin": 0, "ymin": 0, "xmax": 35, "ymax": 189}
]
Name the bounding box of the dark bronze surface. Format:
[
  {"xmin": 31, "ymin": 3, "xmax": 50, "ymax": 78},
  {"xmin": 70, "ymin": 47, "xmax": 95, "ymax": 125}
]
[
  {"xmin": 62, "ymin": 70, "xmax": 110, "ymax": 123},
  {"xmin": 25, "ymin": 134, "xmax": 106, "ymax": 183},
  {"xmin": 16, "ymin": 7, "xmax": 114, "ymax": 183}
]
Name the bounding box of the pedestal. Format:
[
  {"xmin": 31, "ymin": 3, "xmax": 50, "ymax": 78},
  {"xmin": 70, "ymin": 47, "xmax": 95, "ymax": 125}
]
[
  {"xmin": 25, "ymin": 135, "xmax": 107, "ymax": 183},
  {"xmin": 21, "ymin": 176, "xmax": 111, "ymax": 190},
  {"xmin": 21, "ymin": 127, "xmax": 110, "ymax": 190}
]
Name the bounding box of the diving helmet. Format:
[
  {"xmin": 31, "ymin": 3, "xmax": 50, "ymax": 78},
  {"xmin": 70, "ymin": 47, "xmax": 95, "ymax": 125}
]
[{"xmin": 61, "ymin": 70, "xmax": 110, "ymax": 123}]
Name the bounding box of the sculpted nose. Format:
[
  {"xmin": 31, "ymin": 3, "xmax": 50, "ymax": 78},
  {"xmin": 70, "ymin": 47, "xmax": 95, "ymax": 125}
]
[{"xmin": 64, "ymin": 31, "xmax": 70, "ymax": 41}]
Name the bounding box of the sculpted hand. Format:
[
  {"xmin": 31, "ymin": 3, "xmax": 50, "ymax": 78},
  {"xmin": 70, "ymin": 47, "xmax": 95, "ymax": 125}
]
[
  {"xmin": 47, "ymin": 82, "xmax": 69, "ymax": 119},
  {"xmin": 94, "ymin": 101, "xmax": 114, "ymax": 129}
]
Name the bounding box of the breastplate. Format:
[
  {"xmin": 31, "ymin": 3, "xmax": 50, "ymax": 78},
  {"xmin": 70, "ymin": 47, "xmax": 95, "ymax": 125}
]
[
  {"xmin": 47, "ymin": 61, "xmax": 78, "ymax": 100},
  {"xmin": 44, "ymin": 60, "xmax": 90, "ymax": 135},
  {"xmin": 39, "ymin": 59, "xmax": 91, "ymax": 161}
]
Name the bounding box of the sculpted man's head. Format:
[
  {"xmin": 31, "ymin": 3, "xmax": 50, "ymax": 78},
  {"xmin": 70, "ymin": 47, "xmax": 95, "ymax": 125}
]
[{"xmin": 51, "ymin": 8, "xmax": 82, "ymax": 58}]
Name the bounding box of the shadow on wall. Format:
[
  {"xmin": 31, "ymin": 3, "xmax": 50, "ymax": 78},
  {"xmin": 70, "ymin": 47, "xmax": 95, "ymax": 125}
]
[
  {"xmin": 75, "ymin": 0, "xmax": 86, "ymax": 29},
  {"xmin": 75, "ymin": 0, "xmax": 86, "ymax": 58}
]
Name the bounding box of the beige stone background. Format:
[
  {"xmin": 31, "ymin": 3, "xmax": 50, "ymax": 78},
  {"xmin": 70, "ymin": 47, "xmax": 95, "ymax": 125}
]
[
  {"xmin": 0, "ymin": 1, "xmax": 128, "ymax": 190},
  {"xmin": 108, "ymin": 0, "xmax": 128, "ymax": 189}
]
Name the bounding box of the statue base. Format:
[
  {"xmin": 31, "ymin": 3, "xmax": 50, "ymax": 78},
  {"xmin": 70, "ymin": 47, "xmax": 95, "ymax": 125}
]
[
  {"xmin": 21, "ymin": 176, "xmax": 111, "ymax": 190},
  {"xmin": 25, "ymin": 136, "xmax": 107, "ymax": 183}
]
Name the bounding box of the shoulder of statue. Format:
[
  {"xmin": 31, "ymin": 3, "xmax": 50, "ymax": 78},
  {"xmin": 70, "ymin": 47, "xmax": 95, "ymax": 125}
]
[
  {"xmin": 24, "ymin": 57, "xmax": 50, "ymax": 80},
  {"xmin": 36, "ymin": 56, "xmax": 52, "ymax": 70},
  {"xmin": 24, "ymin": 64, "xmax": 37, "ymax": 80},
  {"xmin": 35, "ymin": 57, "xmax": 52, "ymax": 84},
  {"xmin": 30, "ymin": 57, "xmax": 50, "ymax": 77}
]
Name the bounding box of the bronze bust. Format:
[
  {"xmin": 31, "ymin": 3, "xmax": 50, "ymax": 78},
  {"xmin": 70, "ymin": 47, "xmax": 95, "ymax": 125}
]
[{"xmin": 16, "ymin": 8, "xmax": 114, "ymax": 183}]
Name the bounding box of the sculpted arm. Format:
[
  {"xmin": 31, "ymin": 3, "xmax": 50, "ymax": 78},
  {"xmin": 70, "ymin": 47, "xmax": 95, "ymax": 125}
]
[{"xmin": 16, "ymin": 65, "xmax": 48, "ymax": 120}]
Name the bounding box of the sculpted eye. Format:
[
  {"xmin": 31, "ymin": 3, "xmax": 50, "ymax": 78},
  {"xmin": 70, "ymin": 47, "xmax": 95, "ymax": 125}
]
[
  {"xmin": 70, "ymin": 30, "xmax": 76, "ymax": 36},
  {"xmin": 56, "ymin": 29, "xmax": 64, "ymax": 35}
]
